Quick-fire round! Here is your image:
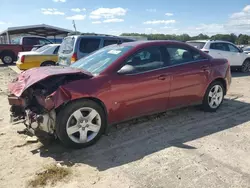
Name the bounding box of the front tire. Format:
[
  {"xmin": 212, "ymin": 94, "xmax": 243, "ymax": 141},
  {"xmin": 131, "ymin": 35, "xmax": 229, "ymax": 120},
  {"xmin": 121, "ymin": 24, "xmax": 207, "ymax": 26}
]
[
  {"xmin": 56, "ymin": 99, "xmax": 107, "ymax": 149},
  {"xmin": 241, "ymin": 60, "xmax": 250, "ymax": 73},
  {"xmin": 202, "ymin": 81, "xmax": 225, "ymax": 112}
]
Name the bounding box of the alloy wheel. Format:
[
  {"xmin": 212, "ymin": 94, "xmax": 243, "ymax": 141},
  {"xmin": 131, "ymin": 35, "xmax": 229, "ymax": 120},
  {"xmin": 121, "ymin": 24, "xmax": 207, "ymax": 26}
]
[
  {"xmin": 66, "ymin": 107, "xmax": 101, "ymax": 144},
  {"xmin": 208, "ymin": 85, "xmax": 223, "ymax": 109},
  {"xmin": 3, "ymin": 56, "xmax": 12, "ymax": 64}
]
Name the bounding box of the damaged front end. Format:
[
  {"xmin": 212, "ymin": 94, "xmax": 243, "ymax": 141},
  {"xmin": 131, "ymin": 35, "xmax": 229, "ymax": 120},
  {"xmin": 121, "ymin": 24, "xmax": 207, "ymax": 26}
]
[{"xmin": 8, "ymin": 67, "xmax": 92, "ymax": 138}]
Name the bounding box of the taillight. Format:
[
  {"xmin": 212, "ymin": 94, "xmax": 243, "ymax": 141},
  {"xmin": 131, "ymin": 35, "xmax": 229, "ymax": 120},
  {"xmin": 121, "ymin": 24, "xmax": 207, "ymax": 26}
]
[
  {"xmin": 71, "ymin": 53, "xmax": 77, "ymax": 64},
  {"xmin": 21, "ymin": 55, "xmax": 25, "ymax": 63},
  {"xmin": 203, "ymin": 50, "xmax": 209, "ymax": 53}
]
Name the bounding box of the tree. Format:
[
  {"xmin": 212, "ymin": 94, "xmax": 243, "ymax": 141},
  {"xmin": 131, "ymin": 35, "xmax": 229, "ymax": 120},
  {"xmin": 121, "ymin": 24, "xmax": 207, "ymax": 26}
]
[
  {"xmin": 236, "ymin": 34, "xmax": 249, "ymax": 44},
  {"xmin": 120, "ymin": 33, "xmax": 250, "ymax": 44}
]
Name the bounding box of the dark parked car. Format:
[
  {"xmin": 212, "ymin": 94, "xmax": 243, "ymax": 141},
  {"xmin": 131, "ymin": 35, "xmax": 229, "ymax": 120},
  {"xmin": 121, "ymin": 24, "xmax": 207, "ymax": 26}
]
[
  {"xmin": 8, "ymin": 40, "xmax": 231, "ymax": 148},
  {"xmin": 0, "ymin": 36, "xmax": 52, "ymax": 64}
]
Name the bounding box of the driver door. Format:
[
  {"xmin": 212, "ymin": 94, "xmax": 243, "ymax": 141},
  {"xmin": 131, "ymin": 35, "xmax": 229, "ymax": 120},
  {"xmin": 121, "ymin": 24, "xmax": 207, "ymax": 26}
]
[{"xmin": 109, "ymin": 46, "xmax": 171, "ymax": 123}]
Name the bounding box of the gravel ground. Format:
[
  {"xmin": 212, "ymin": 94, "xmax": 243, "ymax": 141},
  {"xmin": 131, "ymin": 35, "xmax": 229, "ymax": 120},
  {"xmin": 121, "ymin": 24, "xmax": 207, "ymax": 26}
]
[{"xmin": 0, "ymin": 66, "xmax": 250, "ymax": 188}]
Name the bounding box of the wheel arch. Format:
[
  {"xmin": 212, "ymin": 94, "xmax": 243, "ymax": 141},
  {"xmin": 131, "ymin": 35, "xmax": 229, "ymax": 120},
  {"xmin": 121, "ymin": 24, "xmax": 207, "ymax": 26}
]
[
  {"xmin": 55, "ymin": 96, "xmax": 109, "ymax": 132},
  {"xmin": 55, "ymin": 97, "xmax": 108, "ymax": 121},
  {"xmin": 243, "ymin": 57, "xmax": 250, "ymax": 63},
  {"xmin": 0, "ymin": 50, "xmax": 16, "ymax": 60},
  {"xmin": 209, "ymin": 77, "xmax": 227, "ymax": 95},
  {"xmin": 40, "ymin": 60, "xmax": 56, "ymax": 66}
]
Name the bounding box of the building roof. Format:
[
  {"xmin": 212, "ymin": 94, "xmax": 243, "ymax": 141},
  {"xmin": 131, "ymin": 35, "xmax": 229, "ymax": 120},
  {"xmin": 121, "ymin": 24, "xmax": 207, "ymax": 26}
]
[{"xmin": 0, "ymin": 24, "xmax": 74, "ymax": 37}]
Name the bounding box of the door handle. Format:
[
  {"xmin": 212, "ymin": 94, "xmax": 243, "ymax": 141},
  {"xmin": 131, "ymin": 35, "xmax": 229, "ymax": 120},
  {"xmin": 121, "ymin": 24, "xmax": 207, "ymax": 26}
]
[{"xmin": 158, "ymin": 75, "xmax": 167, "ymax": 80}]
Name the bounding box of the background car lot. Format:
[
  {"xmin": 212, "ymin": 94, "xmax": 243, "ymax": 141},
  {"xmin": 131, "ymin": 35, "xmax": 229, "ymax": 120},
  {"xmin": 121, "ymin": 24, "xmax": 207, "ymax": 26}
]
[{"xmin": 0, "ymin": 64, "xmax": 250, "ymax": 187}]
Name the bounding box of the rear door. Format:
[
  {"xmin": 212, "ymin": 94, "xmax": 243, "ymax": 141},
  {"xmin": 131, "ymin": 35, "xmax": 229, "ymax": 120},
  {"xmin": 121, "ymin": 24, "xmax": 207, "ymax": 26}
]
[{"xmin": 165, "ymin": 44, "xmax": 211, "ymax": 108}]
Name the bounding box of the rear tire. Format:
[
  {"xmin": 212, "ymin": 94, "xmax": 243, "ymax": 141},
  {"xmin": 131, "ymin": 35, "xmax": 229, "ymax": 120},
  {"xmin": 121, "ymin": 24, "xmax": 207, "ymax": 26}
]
[
  {"xmin": 40, "ymin": 61, "xmax": 55, "ymax": 67},
  {"xmin": 56, "ymin": 99, "xmax": 107, "ymax": 149},
  {"xmin": 241, "ymin": 60, "xmax": 250, "ymax": 73},
  {"xmin": 2, "ymin": 52, "xmax": 15, "ymax": 64},
  {"xmin": 202, "ymin": 81, "xmax": 225, "ymax": 112}
]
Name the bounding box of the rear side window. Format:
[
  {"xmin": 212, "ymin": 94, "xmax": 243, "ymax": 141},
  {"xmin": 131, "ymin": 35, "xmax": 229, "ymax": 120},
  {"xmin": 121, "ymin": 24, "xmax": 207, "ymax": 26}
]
[
  {"xmin": 23, "ymin": 37, "xmax": 39, "ymax": 45},
  {"xmin": 166, "ymin": 45, "xmax": 206, "ymax": 65},
  {"xmin": 210, "ymin": 43, "xmax": 229, "ymax": 51},
  {"xmin": 104, "ymin": 40, "xmax": 118, "ymax": 47},
  {"xmin": 187, "ymin": 42, "xmax": 205, "ymax": 49},
  {"xmin": 79, "ymin": 38, "xmax": 101, "ymax": 53},
  {"xmin": 123, "ymin": 39, "xmax": 134, "ymax": 43},
  {"xmin": 59, "ymin": 37, "xmax": 75, "ymax": 54}
]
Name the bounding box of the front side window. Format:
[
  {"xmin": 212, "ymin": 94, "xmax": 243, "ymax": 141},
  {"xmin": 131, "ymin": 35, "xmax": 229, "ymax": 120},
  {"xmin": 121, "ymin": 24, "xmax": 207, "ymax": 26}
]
[
  {"xmin": 124, "ymin": 47, "xmax": 164, "ymax": 73},
  {"xmin": 228, "ymin": 44, "xmax": 240, "ymax": 53},
  {"xmin": 210, "ymin": 43, "xmax": 229, "ymax": 51},
  {"xmin": 79, "ymin": 38, "xmax": 101, "ymax": 53}
]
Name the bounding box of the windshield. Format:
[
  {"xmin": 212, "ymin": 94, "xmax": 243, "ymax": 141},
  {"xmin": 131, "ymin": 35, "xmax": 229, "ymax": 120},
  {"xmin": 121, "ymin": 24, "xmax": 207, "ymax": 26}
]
[
  {"xmin": 36, "ymin": 45, "xmax": 51, "ymax": 52},
  {"xmin": 59, "ymin": 37, "xmax": 75, "ymax": 54},
  {"xmin": 70, "ymin": 46, "xmax": 132, "ymax": 75},
  {"xmin": 187, "ymin": 42, "xmax": 206, "ymax": 49}
]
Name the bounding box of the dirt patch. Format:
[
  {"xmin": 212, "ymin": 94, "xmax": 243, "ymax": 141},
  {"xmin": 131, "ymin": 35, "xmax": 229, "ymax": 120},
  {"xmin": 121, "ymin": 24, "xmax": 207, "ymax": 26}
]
[{"xmin": 28, "ymin": 165, "xmax": 72, "ymax": 188}]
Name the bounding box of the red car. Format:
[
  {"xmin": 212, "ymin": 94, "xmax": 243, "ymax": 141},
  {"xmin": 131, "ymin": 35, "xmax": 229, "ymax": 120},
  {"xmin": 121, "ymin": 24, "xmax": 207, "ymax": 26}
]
[{"xmin": 8, "ymin": 41, "xmax": 231, "ymax": 148}]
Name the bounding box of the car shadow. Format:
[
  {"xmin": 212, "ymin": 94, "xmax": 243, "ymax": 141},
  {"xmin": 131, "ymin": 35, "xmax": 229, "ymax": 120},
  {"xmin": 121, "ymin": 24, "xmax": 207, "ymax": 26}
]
[{"xmin": 32, "ymin": 95, "xmax": 250, "ymax": 171}]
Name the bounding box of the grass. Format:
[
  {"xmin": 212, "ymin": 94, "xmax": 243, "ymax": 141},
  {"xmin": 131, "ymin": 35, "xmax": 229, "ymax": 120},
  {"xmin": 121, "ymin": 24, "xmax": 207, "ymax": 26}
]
[{"xmin": 28, "ymin": 165, "xmax": 72, "ymax": 188}]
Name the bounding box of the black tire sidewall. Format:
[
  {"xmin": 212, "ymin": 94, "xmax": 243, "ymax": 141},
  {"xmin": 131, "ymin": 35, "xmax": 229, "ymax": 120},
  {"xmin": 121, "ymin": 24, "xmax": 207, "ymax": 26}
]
[
  {"xmin": 241, "ymin": 60, "xmax": 250, "ymax": 73},
  {"xmin": 41, "ymin": 61, "xmax": 55, "ymax": 67},
  {"xmin": 56, "ymin": 99, "xmax": 107, "ymax": 149},
  {"xmin": 202, "ymin": 81, "xmax": 225, "ymax": 112}
]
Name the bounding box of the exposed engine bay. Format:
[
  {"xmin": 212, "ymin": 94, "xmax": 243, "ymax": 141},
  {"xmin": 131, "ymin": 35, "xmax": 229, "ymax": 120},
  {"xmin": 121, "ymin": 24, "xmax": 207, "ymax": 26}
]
[{"xmin": 8, "ymin": 73, "xmax": 89, "ymax": 137}]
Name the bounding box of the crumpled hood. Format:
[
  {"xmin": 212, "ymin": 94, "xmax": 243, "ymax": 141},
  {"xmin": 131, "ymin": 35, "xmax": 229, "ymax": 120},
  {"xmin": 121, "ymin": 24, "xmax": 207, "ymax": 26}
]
[{"xmin": 8, "ymin": 66, "xmax": 93, "ymax": 97}]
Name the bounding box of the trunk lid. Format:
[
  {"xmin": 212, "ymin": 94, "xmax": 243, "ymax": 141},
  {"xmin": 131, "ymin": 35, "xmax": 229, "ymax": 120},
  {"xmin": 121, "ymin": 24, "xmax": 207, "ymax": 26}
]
[{"xmin": 8, "ymin": 66, "xmax": 93, "ymax": 97}]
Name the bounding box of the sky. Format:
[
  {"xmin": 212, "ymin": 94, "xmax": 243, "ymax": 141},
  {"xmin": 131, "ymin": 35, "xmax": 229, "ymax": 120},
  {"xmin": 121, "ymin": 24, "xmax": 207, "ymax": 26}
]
[{"xmin": 0, "ymin": 0, "xmax": 249, "ymax": 36}]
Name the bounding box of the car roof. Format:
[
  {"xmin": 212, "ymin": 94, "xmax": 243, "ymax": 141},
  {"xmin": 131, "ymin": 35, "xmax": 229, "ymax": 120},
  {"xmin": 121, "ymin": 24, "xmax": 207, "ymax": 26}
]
[
  {"xmin": 67, "ymin": 34, "xmax": 134, "ymax": 40},
  {"xmin": 115, "ymin": 40, "xmax": 186, "ymax": 47}
]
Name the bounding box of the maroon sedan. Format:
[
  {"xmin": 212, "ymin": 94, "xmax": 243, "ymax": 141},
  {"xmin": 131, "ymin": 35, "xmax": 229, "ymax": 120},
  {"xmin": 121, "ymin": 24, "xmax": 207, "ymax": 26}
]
[{"xmin": 8, "ymin": 41, "xmax": 231, "ymax": 148}]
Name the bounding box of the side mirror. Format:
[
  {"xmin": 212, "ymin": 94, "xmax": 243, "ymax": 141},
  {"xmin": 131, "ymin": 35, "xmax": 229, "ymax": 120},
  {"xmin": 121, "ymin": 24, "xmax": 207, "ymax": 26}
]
[
  {"xmin": 239, "ymin": 48, "xmax": 243, "ymax": 53},
  {"xmin": 117, "ymin": 64, "xmax": 136, "ymax": 75}
]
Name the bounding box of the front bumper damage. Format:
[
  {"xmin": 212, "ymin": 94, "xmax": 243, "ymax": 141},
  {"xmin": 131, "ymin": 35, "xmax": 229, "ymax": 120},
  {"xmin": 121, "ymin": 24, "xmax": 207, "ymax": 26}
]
[{"xmin": 8, "ymin": 95, "xmax": 57, "ymax": 137}]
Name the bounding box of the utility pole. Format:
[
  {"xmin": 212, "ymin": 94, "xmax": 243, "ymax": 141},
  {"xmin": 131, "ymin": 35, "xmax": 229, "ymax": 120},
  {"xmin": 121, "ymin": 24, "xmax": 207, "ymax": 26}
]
[{"xmin": 72, "ymin": 20, "xmax": 77, "ymax": 33}]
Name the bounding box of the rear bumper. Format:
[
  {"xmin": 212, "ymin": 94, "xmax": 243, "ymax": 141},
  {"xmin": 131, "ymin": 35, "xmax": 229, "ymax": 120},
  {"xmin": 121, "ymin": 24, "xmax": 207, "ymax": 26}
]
[{"xmin": 16, "ymin": 61, "xmax": 41, "ymax": 70}]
